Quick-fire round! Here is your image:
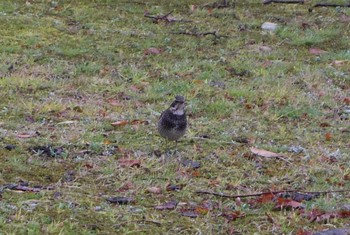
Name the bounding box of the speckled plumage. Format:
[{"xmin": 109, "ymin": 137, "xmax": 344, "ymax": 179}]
[{"xmin": 158, "ymin": 96, "xmax": 187, "ymax": 141}]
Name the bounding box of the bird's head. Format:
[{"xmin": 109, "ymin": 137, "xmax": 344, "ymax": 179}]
[{"xmin": 169, "ymin": 95, "xmax": 186, "ymax": 115}]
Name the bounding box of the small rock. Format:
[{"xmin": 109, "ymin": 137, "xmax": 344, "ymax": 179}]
[{"xmin": 261, "ymin": 22, "xmax": 278, "ymax": 31}]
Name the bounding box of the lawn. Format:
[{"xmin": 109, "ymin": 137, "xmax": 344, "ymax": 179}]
[{"xmin": 0, "ymin": 0, "xmax": 350, "ymax": 234}]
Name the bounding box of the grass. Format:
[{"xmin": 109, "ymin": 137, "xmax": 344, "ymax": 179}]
[{"xmin": 0, "ymin": 0, "xmax": 350, "ymax": 234}]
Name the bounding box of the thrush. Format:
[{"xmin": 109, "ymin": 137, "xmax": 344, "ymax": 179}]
[{"xmin": 158, "ymin": 95, "xmax": 187, "ymax": 143}]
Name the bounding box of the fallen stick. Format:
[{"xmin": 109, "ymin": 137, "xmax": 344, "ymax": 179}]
[
  {"xmin": 195, "ymin": 189, "xmax": 350, "ymax": 198},
  {"xmin": 309, "ymin": 3, "xmax": 350, "ymax": 12},
  {"xmin": 173, "ymin": 31, "xmax": 227, "ymax": 38},
  {"xmin": 263, "ymin": 0, "xmax": 304, "ymax": 4},
  {"xmin": 144, "ymin": 11, "xmax": 192, "ymax": 23}
]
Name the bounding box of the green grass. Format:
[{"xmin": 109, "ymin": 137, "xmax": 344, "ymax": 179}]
[{"xmin": 0, "ymin": 0, "xmax": 350, "ymax": 234}]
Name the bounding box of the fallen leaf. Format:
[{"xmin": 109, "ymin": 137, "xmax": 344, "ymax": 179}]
[
  {"xmin": 130, "ymin": 120, "xmax": 149, "ymax": 125},
  {"xmin": 254, "ymin": 193, "xmax": 275, "ymax": 204},
  {"xmin": 181, "ymin": 210, "xmax": 199, "ymax": 218},
  {"xmin": 57, "ymin": 120, "xmax": 78, "ymax": 125},
  {"xmin": 107, "ymin": 99, "xmax": 123, "ymax": 106},
  {"xmin": 155, "ymin": 200, "xmax": 178, "ymax": 210},
  {"xmin": 274, "ymin": 198, "xmax": 304, "ymax": 211},
  {"xmin": 17, "ymin": 133, "xmax": 37, "ymax": 138},
  {"xmin": 166, "ymin": 184, "xmax": 184, "ymax": 191},
  {"xmin": 111, "ymin": 120, "xmax": 129, "ymax": 127},
  {"xmin": 118, "ymin": 159, "xmax": 141, "ymax": 168},
  {"xmin": 181, "ymin": 159, "xmax": 201, "ymax": 169},
  {"xmin": 144, "ymin": 47, "xmax": 162, "ymax": 55},
  {"xmin": 319, "ymin": 122, "xmax": 331, "ymax": 128},
  {"xmin": 325, "ymin": 132, "xmax": 332, "ymax": 141},
  {"xmin": 116, "ymin": 182, "xmax": 134, "ymax": 192},
  {"xmin": 147, "ymin": 186, "xmax": 162, "ymax": 194},
  {"xmin": 309, "ymin": 48, "xmax": 327, "ymax": 55},
  {"xmin": 106, "ymin": 196, "xmax": 135, "ymax": 205},
  {"xmin": 195, "ymin": 206, "xmax": 209, "ymax": 215},
  {"xmin": 314, "ymin": 228, "xmax": 350, "ymax": 235},
  {"xmin": 250, "ymin": 147, "xmax": 285, "ymax": 158},
  {"xmin": 331, "ymin": 60, "xmax": 349, "ymax": 67},
  {"xmin": 343, "ymin": 97, "xmax": 350, "ymax": 105},
  {"xmin": 221, "ymin": 210, "xmax": 245, "ymax": 221}
]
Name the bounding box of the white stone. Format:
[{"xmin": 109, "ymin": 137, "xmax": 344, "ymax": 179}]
[{"xmin": 261, "ymin": 22, "xmax": 278, "ymax": 31}]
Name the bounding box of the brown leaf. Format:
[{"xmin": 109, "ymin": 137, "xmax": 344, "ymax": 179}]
[
  {"xmin": 324, "ymin": 132, "xmax": 332, "ymax": 141},
  {"xmin": 250, "ymin": 147, "xmax": 285, "ymax": 158},
  {"xmin": 195, "ymin": 206, "xmax": 209, "ymax": 215},
  {"xmin": 343, "ymin": 97, "xmax": 350, "ymax": 105},
  {"xmin": 254, "ymin": 193, "xmax": 275, "ymax": 204},
  {"xmin": 118, "ymin": 159, "xmax": 141, "ymax": 168},
  {"xmin": 111, "ymin": 120, "xmax": 129, "ymax": 127},
  {"xmin": 154, "ymin": 200, "xmax": 178, "ymax": 210},
  {"xmin": 116, "ymin": 182, "xmax": 134, "ymax": 192},
  {"xmin": 107, "ymin": 99, "xmax": 123, "ymax": 106},
  {"xmin": 17, "ymin": 133, "xmax": 37, "ymax": 138},
  {"xmin": 130, "ymin": 120, "xmax": 149, "ymax": 125},
  {"xmin": 319, "ymin": 122, "xmax": 331, "ymax": 128},
  {"xmin": 147, "ymin": 186, "xmax": 162, "ymax": 194},
  {"xmin": 144, "ymin": 47, "xmax": 162, "ymax": 55},
  {"xmin": 274, "ymin": 198, "xmax": 304, "ymax": 211},
  {"xmin": 221, "ymin": 210, "xmax": 245, "ymax": 221},
  {"xmin": 309, "ymin": 48, "xmax": 327, "ymax": 55}
]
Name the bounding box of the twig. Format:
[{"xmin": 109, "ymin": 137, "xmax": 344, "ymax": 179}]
[
  {"xmin": 196, "ymin": 190, "xmax": 297, "ymax": 198},
  {"xmin": 312, "ymin": 3, "xmax": 350, "ymax": 8},
  {"xmin": 144, "ymin": 11, "xmax": 192, "ymax": 23},
  {"xmin": 309, "ymin": 3, "xmax": 350, "ymax": 12},
  {"xmin": 173, "ymin": 30, "xmax": 227, "ymax": 38},
  {"xmin": 263, "ymin": 0, "xmax": 304, "ymax": 4},
  {"xmin": 196, "ymin": 189, "xmax": 350, "ymax": 198},
  {"xmin": 115, "ymin": 219, "xmax": 161, "ymax": 228}
]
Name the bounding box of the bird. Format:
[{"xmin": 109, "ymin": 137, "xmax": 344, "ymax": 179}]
[{"xmin": 158, "ymin": 95, "xmax": 187, "ymax": 145}]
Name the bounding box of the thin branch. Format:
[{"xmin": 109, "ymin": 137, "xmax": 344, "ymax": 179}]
[
  {"xmin": 173, "ymin": 31, "xmax": 227, "ymax": 38},
  {"xmin": 196, "ymin": 190, "xmax": 298, "ymax": 198},
  {"xmin": 309, "ymin": 3, "xmax": 350, "ymax": 12},
  {"xmin": 312, "ymin": 3, "xmax": 350, "ymax": 8},
  {"xmin": 144, "ymin": 11, "xmax": 192, "ymax": 23},
  {"xmin": 263, "ymin": 0, "xmax": 304, "ymax": 4},
  {"xmin": 196, "ymin": 189, "xmax": 350, "ymax": 198}
]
